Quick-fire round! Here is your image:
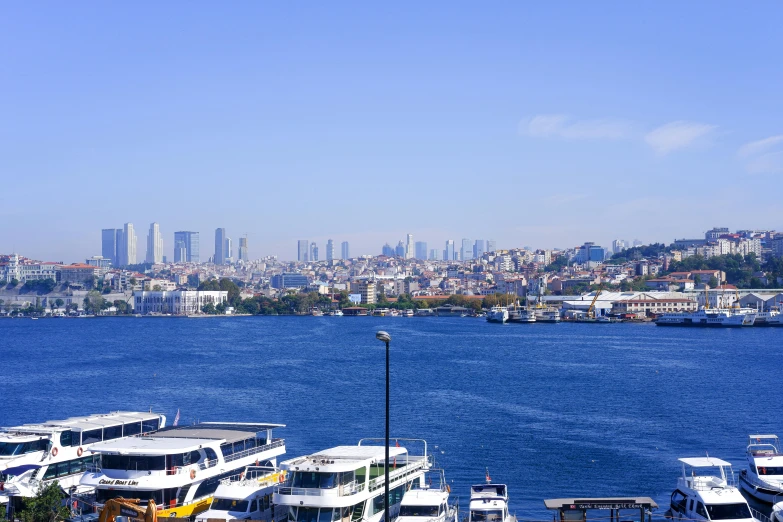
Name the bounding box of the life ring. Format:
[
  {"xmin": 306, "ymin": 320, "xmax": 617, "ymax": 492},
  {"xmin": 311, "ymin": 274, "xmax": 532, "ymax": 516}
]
[
  {"xmin": 190, "ymin": 469, "xmax": 196, "ymax": 480},
  {"xmin": 51, "ymin": 447, "xmax": 59, "ymax": 457},
  {"xmin": 77, "ymin": 447, "xmax": 83, "ymax": 457},
  {"xmin": 279, "ymin": 474, "xmax": 285, "ymax": 483}
]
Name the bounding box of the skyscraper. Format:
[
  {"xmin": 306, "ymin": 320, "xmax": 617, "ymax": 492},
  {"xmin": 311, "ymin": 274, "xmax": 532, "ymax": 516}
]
[
  {"xmin": 238, "ymin": 237, "xmax": 248, "ymax": 262},
  {"xmin": 429, "ymin": 249, "xmax": 440, "ymax": 261},
  {"xmin": 405, "ymin": 233, "xmax": 414, "ymax": 259},
  {"xmin": 445, "ymin": 240, "xmax": 455, "ymax": 261},
  {"xmin": 326, "ymin": 239, "xmax": 335, "ymax": 261},
  {"xmin": 174, "ymin": 231, "xmax": 199, "ymax": 263},
  {"xmin": 415, "ymin": 241, "xmax": 427, "ymax": 260},
  {"xmin": 461, "ymin": 238, "xmax": 472, "ymax": 261},
  {"xmin": 341, "ymin": 241, "xmax": 349, "ymax": 260},
  {"xmin": 101, "ymin": 228, "xmax": 119, "ymax": 266},
  {"xmin": 146, "ymin": 223, "xmax": 163, "ymax": 264},
  {"xmin": 310, "ymin": 242, "xmax": 318, "ymax": 262},
  {"xmin": 487, "ymin": 240, "xmax": 497, "ymax": 253},
  {"xmin": 118, "ymin": 223, "xmax": 137, "ymax": 266},
  {"xmin": 298, "ymin": 240, "xmax": 309, "ymax": 262},
  {"xmin": 395, "ymin": 241, "xmax": 405, "ymax": 257},
  {"xmin": 214, "ymin": 228, "xmax": 227, "ymax": 265},
  {"xmin": 225, "ymin": 237, "xmax": 232, "ymax": 263},
  {"xmin": 382, "ymin": 243, "xmax": 395, "ymax": 257},
  {"xmin": 473, "ymin": 239, "xmax": 486, "ymax": 259}
]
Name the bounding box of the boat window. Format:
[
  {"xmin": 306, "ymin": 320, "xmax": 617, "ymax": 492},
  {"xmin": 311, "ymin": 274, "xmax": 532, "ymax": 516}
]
[
  {"xmin": 296, "ymin": 507, "xmax": 319, "ymax": 522},
  {"xmin": 205, "ymin": 448, "xmax": 218, "ymax": 463},
  {"xmin": 689, "ymin": 500, "xmax": 694, "ymax": 511},
  {"xmin": 670, "ymin": 491, "xmax": 687, "ymax": 512},
  {"xmin": 340, "ymin": 471, "xmax": 355, "ymax": 486},
  {"xmin": 212, "ymin": 499, "xmax": 250, "ymax": 512},
  {"xmin": 291, "ymin": 472, "xmax": 337, "ymax": 489},
  {"xmin": 319, "ymin": 508, "xmax": 334, "ymax": 522},
  {"xmin": 142, "ymin": 419, "xmax": 160, "ymax": 433},
  {"xmin": 124, "ymin": 422, "xmax": 142, "ymax": 436},
  {"xmin": 0, "ymin": 440, "xmax": 48, "ymax": 456},
  {"xmin": 400, "ymin": 505, "xmax": 439, "ymax": 517},
  {"xmin": 705, "ymin": 503, "xmax": 751, "ymax": 520},
  {"xmin": 101, "ymin": 454, "xmax": 166, "ymax": 471},
  {"xmin": 696, "ymin": 503, "xmax": 708, "ymax": 519},
  {"xmin": 60, "ymin": 431, "xmax": 73, "ymax": 447},
  {"xmin": 471, "ymin": 510, "xmax": 504, "ymax": 522},
  {"xmin": 190, "ymin": 450, "xmax": 202, "ymax": 464},
  {"xmin": 82, "ymin": 429, "xmax": 102, "ymax": 445},
  {"xmin": 757, "ymin": 466, "xmax": 783, "ymax": 475},
  {"xmin": 263, "ymin": 494, "xmax": 270, "ymax": 511},
  {"xmin": 371, "ymin": 484, "xmax": 405, "ymax": 515},
  {"xmin": 193, "ymin": 469, "xmax": 236, "ymax": 499},
  {"xmin": 103, "ymin": 425, "xmax": 123, "ymax": 441}
]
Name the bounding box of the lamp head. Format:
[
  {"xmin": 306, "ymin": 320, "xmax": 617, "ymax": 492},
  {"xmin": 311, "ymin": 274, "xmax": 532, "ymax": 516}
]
[{"xmin": 376, "ymin": 330, "xmax": 391, "ymax": 343}]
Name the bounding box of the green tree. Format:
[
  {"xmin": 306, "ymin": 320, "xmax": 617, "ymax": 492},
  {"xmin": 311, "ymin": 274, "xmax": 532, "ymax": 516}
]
[
  {"xmin": 19, "ymin": 481, "xmax": 69, "ymax": 522},
  {"xmin": 201, "ymin": 302, "xmax": 217, "ymax": 314},
  {"xmin": 55, "ymin": 298, "xmax": 64, "ymax": 308},
  {"xmin": 84, "ymin": 291, "xmax": 105, "ymax": 314},
  {"xmin": 10, "ymin": 278, "xmax": 19, "ymax": 288},
  {"xmin": 708, "ymin": 276, "xmax": 719, "ymax": 288}
]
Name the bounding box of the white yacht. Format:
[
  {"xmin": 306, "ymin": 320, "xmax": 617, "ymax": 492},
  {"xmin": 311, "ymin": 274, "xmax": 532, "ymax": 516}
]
[
  {"xmin": 467, "ymin": 482, "xmax": 514, "ymax": 522},
  {"xmin": 507, "ymin": 304, "xmax": 535, "ymax": 324},
  {"xmin": 81, "ymin": 422, "xmax": 285, "ymax": 520},
  {"xmin": 486, "ymin": 306, "xmax": 509, "ymax": 324},
  {"xmin": 772, "ymin": 502, "xmax": 783, "ymax": 522},
  {"xmin": 668, "ymin": 457, "xmax": 760, "ymax": 522},
  {"xmin": 739, "ymin": 435, "xmax": 783, "ymax": 504},
  {"xmin": 195, "ymin": 465, "xmax": 285, "ymax": 522},
  {"xmin": 0, "ymin": 411, "xmax": 165, "ymax": 505},
  {"xmin": 274, "ymin": 438, "xmax": 432, "ymax": 522},
  {"xmin": 396, "ymin": 469, "xmax": 457, "ymax": 522},
  {"xmin": 656, "ymin": 308, "xmax": 756, "ymax": 327},
  {"xmin": 333, "ymin": 310, "xmax": 344, "ymax": 317}
]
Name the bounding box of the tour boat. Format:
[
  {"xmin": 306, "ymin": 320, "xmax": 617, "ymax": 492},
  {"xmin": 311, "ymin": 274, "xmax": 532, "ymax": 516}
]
[
  {"xmin": 81, "ymin": 422, "xmax": 286, "ymax": 519},
  {"xmin": 467, "ymin": 480, "xmax": 515, "ymax": 522},
  {"xmin": 396, "ymin": 468, "xmax": 458, "ymax": 522},
  {"xmin": 507, "ymin": 303, "xmax": 535, "ymax": 323},
  {"xmin": 739, "ymin": 435, "xmax": 783, "ymax": 504},
  {"xmin": 667, "ymin": 457, "xmax": 761, "ymax": 522},
  {"xmin": 194, "ymin": 465, "xmax": 285, "ymax": 522},
  {"xmin": 486, "ymin": 306, "xmax": 509, "ymax": 324},
  {"xmin": 656, "ymin": 308, "xmax": 756, "ymax": 327},
  {"xmin": 274, "ymin": 438, "xmax": 432, "ymax": 522},
  {"xmin": 533, "ymin": 308, "xmax": 560, "ymax": 323},
  {"xmin": 0, "ymin": 411, "xmax": 165, "ymax": 505}
]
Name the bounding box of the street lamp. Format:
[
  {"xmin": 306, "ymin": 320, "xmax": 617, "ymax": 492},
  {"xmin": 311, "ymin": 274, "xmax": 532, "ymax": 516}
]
[{"xmin": 375, "ymin": 330, "xmax": 391, "ymax": 522}]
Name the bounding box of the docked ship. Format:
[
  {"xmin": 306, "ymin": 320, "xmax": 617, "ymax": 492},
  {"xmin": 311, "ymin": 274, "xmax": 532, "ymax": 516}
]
[
  {"xmin": 195, "ymin": 465, "xmax": 285, "ymax": 522},
  {"xmin": 273, "ymin": 438, "xmax": 432, "ymax": 522},
  {"xmin": 486, "ymin": 306, "xmax": 509, "ymax": 324},
  {"xmin": 467, "ymin": 480, "xmax": 515, "ymax": 522},
  {"xmin": 533, "ymin": 308, "xmax": 560, "ymax": 323},
  {"xmin": 507, "ymin": 303, "xmax": 535, "ymax": 324},
  {"xmin": 667, "ymin": 457, "xmax": 762, "ymax": 522},
  {"xmin": 656, "ymin": 307, "xmax": 756, "ymax": 327},
  {"xmin": 397, "ymin": 469, "xmax": 458, "ymax": 522},
  {"xmin": 0, "ymin": 411, "xmax": 165, "ymax": 506},
  {"xmin": 739, "ymin": 435, "xmax": 783, "ymax": 504},
  {"xmin": 81, "ymin": 422, "xmax": 285, "ymax": 519}
]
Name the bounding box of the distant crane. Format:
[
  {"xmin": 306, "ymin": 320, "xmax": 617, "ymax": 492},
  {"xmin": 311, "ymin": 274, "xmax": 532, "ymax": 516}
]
[{"xmin": 587, "ymin": 287, "xmax": 603, "ymax": 319}]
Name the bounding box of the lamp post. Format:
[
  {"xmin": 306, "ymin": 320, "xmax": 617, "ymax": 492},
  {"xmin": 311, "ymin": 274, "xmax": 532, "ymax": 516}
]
[{"xmin": 375, "ymin": 330, "xmax": 392, "ymax": 522}]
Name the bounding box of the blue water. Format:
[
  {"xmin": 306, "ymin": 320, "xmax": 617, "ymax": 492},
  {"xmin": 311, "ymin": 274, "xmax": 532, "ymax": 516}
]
[{"xmin": 1, "ymin": 317, "xmax": 781, "ymax": 518}]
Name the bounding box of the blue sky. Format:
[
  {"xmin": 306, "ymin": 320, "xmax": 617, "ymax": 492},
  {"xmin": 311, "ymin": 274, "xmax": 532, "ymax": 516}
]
[{"xmin": 2, "ymin": 2, "xmax": 782, "ymax": 262}]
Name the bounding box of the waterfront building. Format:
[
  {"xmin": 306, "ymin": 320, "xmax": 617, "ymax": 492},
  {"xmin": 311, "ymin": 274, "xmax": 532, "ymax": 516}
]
[
  {"xmin": 326, "ymin": 239, "xmax": 334, "ymax": 261},
  {"xmin": 415, "ymin": 241, "xmax": 427, "ymax": 260},
  {"xmin": 405, "ymin": 233, "xmax": 414, "ymax": 259},
  {"xmin": 2, "ymin": 254, "xmax": 59, "ymax": 283},
  {"xmin": 146, "ymin": 222, "xmax": 163, "ymax": 264},
  {"xmin": 238, "ymin": 237, "xmax": 248, "ymax": 262},
  {"xmin": 214, "ymin": 228, "xmax": 227, "ymax": 265},
  {"xmin": 461, "ymin": 238, "xmax": 473, "ymax": 261},
  {"xmin": 133, "ymin": 290, "xmax": 228, "ymax": 315},
  {"xmin": 271, "ymin": 273, "xmax": 310, "ymax": 289},
  {"xmin": 118, "ymin": 223, "xmax": 137, "ymax": 266},
  {"xmin": 445, "ymin": 239, "xmax": 455, "ymax": 261},
  {"xmin": 174, "ymin": 231, "xmax": 199, "ymax": 263},
  {"xmin": 298, "ymin": 239, "xmax": 309, "ymax": 262},
  {"xmin": 341, "ymin": 241, "xmax": 350, "ymax": 260},
  {"xmin": 101, "ymin": 228, "xmax": 119, "ymax": 266}
]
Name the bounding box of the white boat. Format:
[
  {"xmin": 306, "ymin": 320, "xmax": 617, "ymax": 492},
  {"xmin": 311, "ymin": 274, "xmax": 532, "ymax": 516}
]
[
  {"xmin": 739, "ymin": 435, "xmax": 783, "ymax": 504},
  {"xmin": 195, "ymin": 465, "xmax": 285, "ymax": 522},
  {"xmin": 486, "ymin": 306, "xmax": 508, "ymax": 324},
  {"xmin": 333, "ymin": 310, "xmax": 344, "ymax": 317},
  {"xmin": 534, "ymin": 308, "xmax": 560, "ymax": 323},
  {"xmin": 311, "ymin": 309, "xmax": 324, "ymax": 317},
  {"xmin": 0, "ymin": 411, "xmax": 165, "ymax": 505},
  {"xmin": 656, "ymin": 307, "xmax": 756, "ymax": 327},
  {"xmin": 396, "ymin": 469, "xmax": 457, "ymax": 522},
  {"xmin": 773, "ymin": 502, "xmax": 783, "ymax": 522},
  {"xmin": 402, "ymin": 310, "xmax": 413, "ymax": 317},
  {"xmin": 667, "ymin": 457, "xmax": 762, "ymax": 522},
  {"xmin": 274, "ymin": 438, "xmax": 432, "ymax": 522},
  {"xmin": 467, "ymin": 481, "xmax": 515, "ymax": 522},
  {"xmin": 754, "ymin": 307, "xmax": 782, "ymax": 326},
  {"xmin": 81, "ymin": 422, "xmax": 285, "ymax": 520}
]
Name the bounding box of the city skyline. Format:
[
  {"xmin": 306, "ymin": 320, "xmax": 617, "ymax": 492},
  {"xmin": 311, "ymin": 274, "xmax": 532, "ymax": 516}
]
[{"xmin": 2, "ymin": 3, "xmax": 782, "ymax": 262}]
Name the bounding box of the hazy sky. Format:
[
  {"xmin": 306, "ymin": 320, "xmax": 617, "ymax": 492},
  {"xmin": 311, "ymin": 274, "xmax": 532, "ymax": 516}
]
[{"xmin": 2, "ymin": 2, "xmax": 782, "ymax": 262}]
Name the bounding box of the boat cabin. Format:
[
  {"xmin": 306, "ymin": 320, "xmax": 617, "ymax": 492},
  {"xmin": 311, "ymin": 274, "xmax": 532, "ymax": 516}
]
[
  {"xmin": 544, "ymin": 498, "xmax": 657, "ymax": 522},
  {"xmin": 468, "ymin": 484, "xmax": 509, "ymax": 522},
  {"xmin": 670, "ymin": 458, "xmax": 755, "ymax": 522}
]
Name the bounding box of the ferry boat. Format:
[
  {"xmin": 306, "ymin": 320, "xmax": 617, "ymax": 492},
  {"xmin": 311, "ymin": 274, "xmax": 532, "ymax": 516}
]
[
  {"xmin": 667, "ymin": 457, "xmax": 761, "ymax": 522},
  {"xmin": 81, "ymin": 422, "xmax": 285, "ymax": 519},
  {"xmin": 753, "ymin": 308, "xmax": 782, "ymax": 326},
  {"xmin": 507, "ymin": 308, "xmax": 535, "ymax": 323},
  {"xmin": 467, "ymin": 481, "xmax": 515, "ymax": 522},
  {"xmin": 0, "ymin": 411, "xmax": 165, "ymax": 505},
  {"xmin": 656, "ymin": 308, "xmax": 756, "ymax": 327},
  {"xmin": 739, "ymin": 435, "xmax": 783, "ymax": 504},
  {"xmin": 396, "ymin": 469, "xmax": 458, "ymax": 522},
  {"xmin": 195, "ymin": 465, "xmax": 285, "ymax": 522},
  {"xmin": 534, "ymin": 308, "xmax": 560, "ymax": 323},
  {"xmin": 274, "ymin": 438, "xmax": 432, "ymax": 522},
  {"xmin": 486, "ymin": 306, "xmax": 508, "ymax": 324}
]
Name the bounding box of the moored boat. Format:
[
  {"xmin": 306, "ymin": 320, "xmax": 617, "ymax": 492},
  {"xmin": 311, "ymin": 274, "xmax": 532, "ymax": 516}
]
[
  {"xmin": 486, "ymin": 306, "xmax": 508, "ymax": 324},
  {"xmin": 467, "ymin": 478, "xmax": 515, "ymax": 522},
  {"xmin": 739, "ymin": 435, "xmax": 783, "ymax": 504},
  {"xmin": 396, "ymin": 468, "xmax": 457, "ymax": 522},
  {"xmin": 195, "ymin": 465, "xmax": 285, "ymax": 522}
]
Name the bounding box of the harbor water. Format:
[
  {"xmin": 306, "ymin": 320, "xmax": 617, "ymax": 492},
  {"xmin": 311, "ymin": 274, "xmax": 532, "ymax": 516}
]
[{"xmin": 1, "ymin": 317, "xmax": 780, "ymax": 519}]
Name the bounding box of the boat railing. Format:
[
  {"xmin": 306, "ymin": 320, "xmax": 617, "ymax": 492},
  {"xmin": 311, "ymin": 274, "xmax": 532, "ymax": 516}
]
[
  {"xmin": 276, "ymin": 480, "xmax": 366, "ymax": 497},
  {"xmin": 219, "ymin": 466, "xmax": 282, "ymax": 486},
  {"xmin": 750, "ymin": 507, "xmax": 771, "ymax": 522},
  {"xmin": 369, "ymin": 458, "xmax": 430, "ymax": 492},
  {"xmin": 199, "ymin": 439, "xmax": 285, "ymax": 470},
  {"xmin": 679, "ymin": 473, "xmax": 736, "ymax": 491}
]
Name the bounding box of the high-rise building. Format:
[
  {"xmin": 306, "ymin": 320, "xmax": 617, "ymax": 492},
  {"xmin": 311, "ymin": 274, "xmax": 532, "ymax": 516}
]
[
  {"xmin": 101, "ymin": 228, "xmax": 119, "ymax": 266},
  {"xmin": 310, "ymin": 242, "xmax": 319, "ymax": 262},
  {"xmin": 298, "ymin": 240, "xmax": 309, "ymax": 262},
  {"xmin": 445, "ymin": 240, "xmax": 455, "ymax": 261},
  {"xmin": 118, "ymin": 223, "xmax": 137, "ymax": 266},
  {"xmin": 238, "ymin": 237, "xmax": 248, "ymax": 262},
  {"xmin": 429, "ymin": 249, "xmax": 440, "ymax": 261},
  {"xmin": 487, "ymin": 240, "xmax": 497, "ymax": 253},
  {"xmin": 174, "ymin": 231, "xmax": 199, "ymax": 263},
  {"xmin": 461, "ymin": 238, "xmax": 473, "ymax": 261},
  {"xmin": 576, "ymin": 242, "xmax": 606, "ymax": 264},
  {"xmin": 146, "ymin": 223, "xmax": 163, "ymax": 264},
  {"xmin": 341, "ymin": 241, "xmax": 350, "ymax": 260},
  {"xmin": 414, "ymin": 241, "xmax": 427, "ymax": 260},
  {"xmin": 395, "ymin": 241, "xmax": 405, "ymax": 257},
  {"xmin": 612, "ymin": 239, "xmax": 626, "ymax": 254},
  {"xmin": 225, "ymin": 237, "xmax": 232, "ymax": 263},
  {"xmin": 474, "ymin": 239, "xmax": 486, "ymax": 259},
  {"xmin": 382, "ymin": 243, "xmax": 395, "ymax": 257},
  {"xmin": 326, "ymin": 239, "xmax": 335, "ymax": 261},
  {"xmin": 215, "ymin": 228, "xmax": 227, "ymax": 265},
  {"xmin": 405, "ymin": 234, "xmax": 414, "ymax": 259}
]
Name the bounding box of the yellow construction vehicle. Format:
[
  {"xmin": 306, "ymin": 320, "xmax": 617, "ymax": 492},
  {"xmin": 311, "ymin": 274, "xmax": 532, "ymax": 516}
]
[
  {"xmin": 97, "ymin": 498, "xmax": 157, "ymax": 522},
  {"xmin": 586, "ymin": 287, "xmax": 602, "ymax": 319}
]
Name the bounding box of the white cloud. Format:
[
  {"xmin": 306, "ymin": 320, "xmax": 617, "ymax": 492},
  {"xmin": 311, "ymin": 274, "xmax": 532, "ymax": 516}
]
[
  {"xmin": 746, "ymin": 151, "xmax": 783, "ymax": 175},
  {"xmin": 522, "ymin": 114, "xmax": 633, "ymax": 140},
  {"xmin": 738, "ymin": 135, "xmax": 783, "ymax": 157},
  {"xmin": 644, "ymin": 121, "xmax": 716, "ymax": 155}
]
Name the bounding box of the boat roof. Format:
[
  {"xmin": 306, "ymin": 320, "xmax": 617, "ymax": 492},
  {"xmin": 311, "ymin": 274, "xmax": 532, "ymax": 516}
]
[
  {"xmin": 401, "ymin": 489, "xmax": 449, "ymax": 506},
  {"xmin": 1, "ymin": 412, "xmax": 162, "ymax": 434},
  {"xmin": 749, "ymin": 434, "xmax": 778, "ymax": 439},
  {"xmin": 679, "ymin": 457, "xmax": 731, "ymax": 467},
  {"xmin": 282, "ymin": 445, "xmax": 408, "ymax": 472},
  {"xmin": 471, "ymin": 484, "xmax": 507, "ymax": 498},
  {"xmin": 544, "ymin": 498, "xmax": 658, "ymax": 510}
]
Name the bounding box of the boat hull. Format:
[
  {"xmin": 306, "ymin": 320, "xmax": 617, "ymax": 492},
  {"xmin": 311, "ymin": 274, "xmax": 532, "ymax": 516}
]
[{"xmin": 739, "ymin": 470, "xmax": 783, "ymax": 504}]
